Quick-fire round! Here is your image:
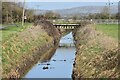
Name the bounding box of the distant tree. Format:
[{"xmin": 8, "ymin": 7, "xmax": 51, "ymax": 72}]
[
  {"xmin": 87, "ymin": 13, "xmax": 96, "ymax": 19},
  {"xmin": 114, "ymin": 13, "xmax": 120, "ymax": 19},
  {"xmin": 25, "ymin": 9, "xmax": 34, "ymax": 22},
  {"xmin": 100, "ymin": 6, "xmax": 109, "ymax": 19},
  {"xmin": 101, "ymin": 6, "xmax": 109, "ymax": 14},
  {"xmin": 72, "ymin": 15, "xmax": 78, "ymax": 20},
  {"xmin": 86, "ymin": 6, "xmax": 110, "ymax": 19},
  {"xmin": 34, "ymin": 14, "xmax": 46, "ymax": 21},
  {"xmin": 44, "ymin": 11, "xmax": 61, "ymax": 19},
  {"xmin": 2, "ymin": 2, "xmax": 35, "ymax": 24}
]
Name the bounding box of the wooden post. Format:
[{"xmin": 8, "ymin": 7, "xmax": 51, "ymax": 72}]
[
  {"xmin": 22, "ymin": 0, "xmax": 25, "ymax": 26},
  {"xmin": 108, "ymin": 0, "xmax": 111, "ymax": 20}
]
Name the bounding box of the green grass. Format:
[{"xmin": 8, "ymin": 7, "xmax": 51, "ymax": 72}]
[
  {"xmin": 0, "ymin": 23, "xmax": 33, "ymax": 63},
  {"xmin": 1, "ymin": 24, "xmax": 53, "ymax": 77},
  {"xmin": 1, "ymin": 23, "xmax": 33, "ymax": 41},
  {"xmin": 96, "ymin": 24, "xmax": 119, "ymax": 40}
]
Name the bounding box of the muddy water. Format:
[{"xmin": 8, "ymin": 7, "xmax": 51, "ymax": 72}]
[{"xmin": 25, "ymin": 32, "xmax": 75, "ymax": 78}]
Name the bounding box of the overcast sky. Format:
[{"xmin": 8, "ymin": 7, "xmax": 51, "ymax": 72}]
[
  {"xmin": 3, "ymin": 0, "xmax": 120, "ymax": 2},
  {"xmin": 25, "ymin": 2, "xmax": 118, "ymax": 10},
  {"xmin": 2, "ymin": 0, "xmax": 119, "ymax": 10}
]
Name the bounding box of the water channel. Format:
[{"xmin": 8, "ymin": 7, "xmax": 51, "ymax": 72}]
[{"xmin": 25, "ymin": 32, "xmax": 76, "ymax": 78}]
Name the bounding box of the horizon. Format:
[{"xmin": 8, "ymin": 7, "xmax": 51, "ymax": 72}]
[{"xmin": 25, "ymin": 2, "xmax": 118, "ymax": 10}]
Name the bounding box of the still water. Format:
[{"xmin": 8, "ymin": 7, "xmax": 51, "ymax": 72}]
[{"xmin": 25, "ymin": 32, "xmax": 76, "ymax": 78}]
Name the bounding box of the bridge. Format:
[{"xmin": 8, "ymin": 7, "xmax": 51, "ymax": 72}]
[
  {"xmin": 53, "ymin": 23, "xmax": 80, "ymax": 29},
  {"xmin": 59, "ymin": 43, "xmax": 75, "ymax": 47},
  {"xmin": 49, "ymin": 19, "xmax": 118, "ymax": 24}
]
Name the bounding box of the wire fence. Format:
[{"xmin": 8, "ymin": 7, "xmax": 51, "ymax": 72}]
[{"xmin": 48, "ymin": 19, "xmax": 118, "ymax": 24}]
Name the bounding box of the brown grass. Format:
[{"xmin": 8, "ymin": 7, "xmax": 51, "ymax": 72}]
[{"xmin": 73, "ymin": 24, "xmax": 119, "ymax": 78}]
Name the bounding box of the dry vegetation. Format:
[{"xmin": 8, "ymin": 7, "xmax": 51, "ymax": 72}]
[
  {"xmin": 2, "ymin": 25, "xmax": 53, "ymax": 78},
  {"xmin": 73, "ymin": 24, "xmax": 119, "ymax": 78},
  {"xmin": 1, "ymin": 20, "xmax": 61, "ymax": 78}
]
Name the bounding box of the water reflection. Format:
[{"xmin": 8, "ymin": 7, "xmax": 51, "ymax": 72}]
[
  {"xmin": 60, "ymin": 32, "xmax": 74, "ymax": 44},
  {"xmin": 25, "ymin": 32, "xmax": 75, "ymax": 78}
]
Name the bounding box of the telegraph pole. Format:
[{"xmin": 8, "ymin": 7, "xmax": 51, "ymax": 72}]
[
  {"xmin": 108, "ymin": 0, "xmax": 111, "ymax": 20},
  {"xmin": 22, "ymin": 0, "xmax": 25, "ymax": 26},
  {"xmin": 11, "ymin": 3, "xmax": 13, "ymax": 24}
]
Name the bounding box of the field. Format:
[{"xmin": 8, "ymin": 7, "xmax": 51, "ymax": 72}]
[
  {"xmin": 95, "ymin": 24, "xmax": 119, "ymax": 40},
  {"xmin": 1, "ymin": 23, "xmax": 33, "ymax": 41}
]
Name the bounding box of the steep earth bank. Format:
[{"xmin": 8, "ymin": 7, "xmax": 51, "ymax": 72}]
[
  {"xmin": 72, "ymin": 24, "xmax": 119, "ymax": 79},
  {"xmin": 2, "ymin": 20, "xmax": 61, "ymax": 78}
]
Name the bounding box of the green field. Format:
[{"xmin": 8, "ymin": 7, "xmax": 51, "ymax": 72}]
[
  {"xmin": 96, "ymin": 24, "xmax": 119, "ymax": 40},
  {"xmin": 1, "ymin": 23, "xmax": 33, "ymax": 41}
]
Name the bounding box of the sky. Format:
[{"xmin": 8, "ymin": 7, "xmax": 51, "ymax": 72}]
[
  {"xmin": 3, "ymin": 0, "xmax": 119, "ymax": 10},
  {"xmin": 25, "ymin": 2, "xmax": 118, "ymax": 10},
  {"xmin": 3, "ymin": 0, "xmax": 120, "ymax": 2}
]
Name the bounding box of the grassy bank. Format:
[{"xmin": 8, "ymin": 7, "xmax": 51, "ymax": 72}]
[
  {"xmin": 73, "ymin": 24, "xmax": 119, "ymax": 79},
  {"xmin": 1, "ymin": 22, "xmax": 56, "ymax": 78},
  {"xmin": 0, "ymin": 23, "xmax": 33, "ymax": 77}
]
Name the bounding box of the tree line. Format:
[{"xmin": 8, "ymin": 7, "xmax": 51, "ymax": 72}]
[
  {"xmin": 2, "ymin": 2, "xmax": 35, "ymax": 24},
  {"xmin": 2, "ymin": 2, "xmax": 61, "ymax": 24},
  {"xmin": 2, "ymin": 2, "xmax": 119, "ymax": 24},
  {"xmin": 72, "ymin": 6, "xmax": 120, "ymax": 20}
]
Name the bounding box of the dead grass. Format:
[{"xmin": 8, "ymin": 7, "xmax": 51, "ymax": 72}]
[
  {"xmin": 2, "ymin": 25, "xmax": 53, "ymax": 78},
  {"xmin": 73, "ymin": 24, "xmax": 119, "ymax": 78}
]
